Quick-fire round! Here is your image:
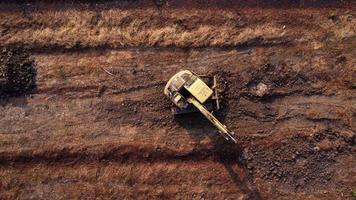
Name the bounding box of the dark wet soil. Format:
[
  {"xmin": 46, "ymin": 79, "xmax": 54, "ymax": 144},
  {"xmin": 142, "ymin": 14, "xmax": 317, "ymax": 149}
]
[{"xmin": 0, "ymin": 47, "xmax": 36, "ymax": 97}]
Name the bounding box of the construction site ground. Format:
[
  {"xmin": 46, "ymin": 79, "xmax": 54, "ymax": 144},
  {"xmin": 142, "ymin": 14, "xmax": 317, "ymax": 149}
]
[{"xmin": 0, "ymin": 1, "xmax": 355, "ymax": 199}]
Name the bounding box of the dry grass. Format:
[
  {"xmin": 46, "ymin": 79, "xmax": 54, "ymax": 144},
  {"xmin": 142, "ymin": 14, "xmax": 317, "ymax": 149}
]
[
  {"xmin": 0, "ymin": 6, "xmax": 354, "ymax": 51},
  {"xmin": 0, "ymin": 8, "xmax": 289, "ymax": 49}
]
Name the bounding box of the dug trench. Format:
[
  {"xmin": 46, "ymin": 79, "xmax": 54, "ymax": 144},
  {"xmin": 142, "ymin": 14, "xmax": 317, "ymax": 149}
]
[{"xmin": 0, "ymin": 2, "xmax": 355, "ymax": 200}]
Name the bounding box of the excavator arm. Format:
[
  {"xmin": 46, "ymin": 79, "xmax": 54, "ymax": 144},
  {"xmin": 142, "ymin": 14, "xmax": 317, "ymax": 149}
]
[{"xmin": 187, "ymin": 97, "xmax": 237, "ymax": 143}]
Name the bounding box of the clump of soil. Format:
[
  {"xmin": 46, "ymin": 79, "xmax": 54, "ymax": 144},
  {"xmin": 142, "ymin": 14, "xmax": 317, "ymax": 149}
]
[
  {"xmin": 0, "ymin": 47, "xmax": 37, "ymax": 97},
  {"xmin": 244, "ymin": 128, "xmax": 354, "ymax": 191}
]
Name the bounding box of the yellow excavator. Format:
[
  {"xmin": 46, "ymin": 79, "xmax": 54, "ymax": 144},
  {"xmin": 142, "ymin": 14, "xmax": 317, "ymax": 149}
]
[{"xmin": 164, "ymin": 70, "xmax": 236, "ymax": 143}]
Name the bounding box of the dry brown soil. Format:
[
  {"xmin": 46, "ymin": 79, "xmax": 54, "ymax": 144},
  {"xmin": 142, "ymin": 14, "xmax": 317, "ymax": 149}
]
[{"xmin": 0, "ymin": 1, "xmax": 355, "ymax": 199}]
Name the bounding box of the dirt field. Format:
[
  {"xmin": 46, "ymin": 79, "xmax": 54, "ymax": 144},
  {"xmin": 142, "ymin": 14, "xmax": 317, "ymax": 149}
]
[{"xmin": 0, "ymin": 1, "xmax": 355, "ymax": 199}]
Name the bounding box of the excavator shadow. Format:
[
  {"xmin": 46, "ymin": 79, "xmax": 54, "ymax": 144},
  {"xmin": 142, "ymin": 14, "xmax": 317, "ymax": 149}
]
[
  {"xmin": 214, "ymin": 139, "xmax": 263, "ymax": 200},
  {"xmin": 174, "ymin": 112, "xmax": 262, "ymax": 200}
]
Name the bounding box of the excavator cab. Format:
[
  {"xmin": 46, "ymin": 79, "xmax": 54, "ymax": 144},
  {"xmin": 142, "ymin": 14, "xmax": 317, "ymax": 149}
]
[{"xmin": 164, "ymin": 70, "xmax": 236, "ymax": 143}]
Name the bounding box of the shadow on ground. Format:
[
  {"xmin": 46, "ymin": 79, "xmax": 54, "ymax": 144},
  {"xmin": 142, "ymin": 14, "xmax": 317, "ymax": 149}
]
[{"xmin": 174, "ymin": 110, "xmax": 262, "ymax": 200}]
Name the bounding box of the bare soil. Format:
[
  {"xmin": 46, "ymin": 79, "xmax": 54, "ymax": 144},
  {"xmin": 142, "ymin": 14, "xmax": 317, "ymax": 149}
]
[{"xmin": 0, "ymin": 1, "xmax": 355, "ymax": 200}]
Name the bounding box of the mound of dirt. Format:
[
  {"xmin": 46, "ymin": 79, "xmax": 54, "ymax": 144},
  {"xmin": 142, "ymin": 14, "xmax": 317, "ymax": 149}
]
[{"xmin": 0, "ymin": 47, "xmax": 37, "ymax": 96}]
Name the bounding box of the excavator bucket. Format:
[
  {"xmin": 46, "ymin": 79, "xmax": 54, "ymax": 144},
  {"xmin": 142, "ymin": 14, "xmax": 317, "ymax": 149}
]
[{"xmin": 164, "ymin": 70, "xmax": 236, "ymax": 143}]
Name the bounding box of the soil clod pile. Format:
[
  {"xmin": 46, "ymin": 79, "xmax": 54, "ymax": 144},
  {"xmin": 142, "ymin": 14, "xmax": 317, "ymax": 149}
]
[{"xmin": 0, "ymin": 47, "xmax": 37, "ymax": 96}]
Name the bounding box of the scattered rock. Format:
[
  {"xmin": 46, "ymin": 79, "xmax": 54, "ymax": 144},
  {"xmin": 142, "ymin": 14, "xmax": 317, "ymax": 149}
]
[
  {"xmin": 155, "ymin": 146, "xmax": 161, "ymax": 152},
  {"xmin": 313, "ymin": 146, "xmax": 320, "ymax": 151},
  {"xmin": 252, "ymin": 82, "xmax": 269, "ymax": 97}
]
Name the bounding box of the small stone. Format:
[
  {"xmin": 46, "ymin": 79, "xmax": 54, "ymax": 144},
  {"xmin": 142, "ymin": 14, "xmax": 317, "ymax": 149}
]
[
  {"xmin": 253, "ymin": 82, "xmax": 269, "ymax": 97},
  {"xmin": 313, "ymin": 146, "xmax": 320, "ymax": 151}
]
